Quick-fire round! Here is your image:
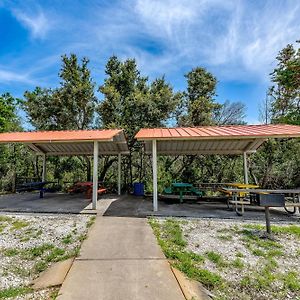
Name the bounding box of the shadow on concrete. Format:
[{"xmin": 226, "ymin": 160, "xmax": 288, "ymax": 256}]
[
  {"xmin": 0, "ymin": 192, "xmax": 92, "ymax": 214},
  {"xmin": 103, "ymin": 195, "xmax": 300, "ymax": 223}
]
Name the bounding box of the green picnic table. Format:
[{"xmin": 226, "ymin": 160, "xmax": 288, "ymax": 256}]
[{"xmin": 171, "ymin": 182, "xmax": 193, "ymax": 203}]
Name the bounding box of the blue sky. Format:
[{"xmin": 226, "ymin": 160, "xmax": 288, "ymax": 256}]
[{"xmin": 1, "ymin": 0, "xmax": 300, "ymax": 125}]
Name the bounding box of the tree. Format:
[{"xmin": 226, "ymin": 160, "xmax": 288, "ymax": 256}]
[
  {"xmin": 99, "ymin": 56, "xmax": 180, "ymax": 142},
  {"xmin": 0, "ymin": 93, "xmax": 20, "ymax": 132},
  {"xmin": 24, "ymin": 54, "xmax": 98, "ymax": 130},
  {"xmin": 98, "ymin": 56, "xmax": 181, "ymax": 185},
  {"xmin": 269, "ymin": 41, "xmax": 300, "ymax": 125},
  {"xmin": 214, "ymin": 100, "xmax": 246, "ymax": 125},
  {"xmin": 23, "ymin": 54, "xmax": 98, "ymax": 181},
  {"xmin": 259, "ymin": 91, "xmax": 272, "ymax": 124},
  {"xmin": 179, "ymin": 67, "xmax": 221, "ymax": 126}
]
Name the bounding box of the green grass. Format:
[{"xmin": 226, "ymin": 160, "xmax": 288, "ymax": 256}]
[
  {"xmin": 34, "ymin": 260, "xmax": 48, "ymax": 273},
  {"xmin": 62, "ymin": 234, "xmax": 73, "ymax": 244},
  {"xmin": 3, "ymin": 248, "xmax": 19, "ymax": 257},
  {"xmin": 10, "ymin": 220, "xmax": 29, "ymax": 230},
  {"xmin": 45, "ymin": 247, "xmax": 66, "ymax": 262},
  {"xmin": 0, "ymin": 216, "xmax": 13, "ymax": 223},
  {"xmin": 149, "ymin": 218, "xmax": 223, "ymax": 289},
  {"xmin": 232, "ymin": 258, "xmax": 244, "ymax": 269},
  {"xmin": 20, "ymin": 243, "xmax": 55, "ymax": 260},
  {"xmin": 217, "ymin": 234, "xmax": 233, "ymax": 241},
  {"xmin": 282, "ymin": 271, "xmax": 300, "ymax": 291},
  {"xmin": 86, "ymin": 216, "xmax": 96, "ymax": 228},
  {"xmin": 243, "ymin": 224, "xmax": 300, "ymax": 238},
  {"xmin": 0, "ymin": 286, "xmax": 32, "ymax": 299},
  {"xmin": 205, "ymin": 251, "xmax": 228, "ymax": 268}
]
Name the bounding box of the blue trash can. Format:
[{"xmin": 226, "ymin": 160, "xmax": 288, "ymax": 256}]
[{"xmin": 133, "ymin": 182, "xmax": 144, "ymax": 196}]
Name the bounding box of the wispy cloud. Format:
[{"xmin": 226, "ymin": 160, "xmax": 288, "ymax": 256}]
[
  {"xmin": 12, "ymin": 8, "xmax": 52, "ymax": 39},
  {"xmin": 0, "ymin": 69, "xmax": 33, "ymax": 84}
]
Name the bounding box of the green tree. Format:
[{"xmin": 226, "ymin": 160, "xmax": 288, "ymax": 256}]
[
  {"xmin": 24, "ymin": 54, "xmax": 98, "ymax": 130},
  {"xmin": 270, "ymin": 41, "xmax": 300, "ymax": 125},
  {"xmin": 0, "ymin": 93, "xmax": 20, "ymax": 132},
  {"xmin": 98, "ymin": 56, "xmax": 181, "ymax": 185},
  {"xmin": 99, "ymin": 56, "xmax": 180, "ymax": 142},
  {"xmin": 179, "ymin": 67, "xmax": 221, "ymax": 126},
  {"xmin": 23, "ymin": 54, "xmax": 98, "ymax": 181}
]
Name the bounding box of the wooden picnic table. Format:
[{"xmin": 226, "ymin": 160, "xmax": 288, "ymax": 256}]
[{"xmin": 222, "ymin": 188, "xmax": 300, "ymax": 215}]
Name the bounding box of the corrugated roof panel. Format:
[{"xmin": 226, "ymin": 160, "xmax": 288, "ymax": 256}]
[
  {"xmin": 135, "ymin": 124, "xmax": 300, "ymax": 140},
  {"xmin": 0, "ymin": 129, "xmax": 123, "ymax": 143}
]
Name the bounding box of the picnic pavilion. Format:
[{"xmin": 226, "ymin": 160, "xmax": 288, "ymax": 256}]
[
  {"xmin": 135, "ymin": 124, "xmax": 300, "ymax": 211},
  {"xmin": 0, "ymin": 129, "xmax": 129, "ymax": 209}
]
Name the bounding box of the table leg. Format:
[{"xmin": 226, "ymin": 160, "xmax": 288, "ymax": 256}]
[
  {"xmin": 180, "ymin": 190, "xmax": 183, "ymax": 203},
  {"xmin": 265, "ymin": 207, "xmax": 271, "ymax": 235}
]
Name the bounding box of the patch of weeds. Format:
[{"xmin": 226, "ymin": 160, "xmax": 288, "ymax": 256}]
[
  {"xmin": 232, "ymin": 258, "xmax": 244, "ymax": 269},
  {"xmin": 10, "ymin": 220, "xmax": 29, "ymax": 230},
  {"xmin": 244, "ymin": 224, "xmax": 300, "ymax": 238},
  {"xmin": 21, "ymin": 243, "xmax": 54, "ymax": 260},
  {"xmin": 34, "ymin": 260, "xmax": 48, "ymax": 273},
  {"xmin": 266, "ymin": 249, "xmax": 284, "ymax": 257},
  {"xmin": 0, "ymin": 215, "xmax": 13, "ymax": 223},
  {"xmin": 45, "ymin": 247, "xmax": 66, "ymax": 262},
  {"xmin": 78, "ymin": 234, "xmax": 87, "ymax": 242},
  {"xmin": 149, "ymin": 218, "xmax": 222, "ymax": 289},
  {"xmin": 62, "ymin": 234, "xmax": 73, "ymax": 245},
  {"xmin": 206, "ymin": 251, "xmax": 227, "ymax": 268},
  {"xmin": 3, "ymin": 248, "xmax": 19, "ymax": 257},
  {"xmin": 0, "ymin": 286, "xmax": 32, "ymax": 299},
  {"xmin": 175, "ymin": 260, "xmax": 222, "ymax": 289},
  {"xmin": 281, "ymin": 271, "xmax": 300, "ymax": 291},
  {"xmin": 86, "ymin": 216, "xmax": 96, "ymax": 228},
  {"xmin": 217, "ymin": 234, "xmax": 233, "ymax": 241},
  {"xmin": 236, "ymin": 251, "xmax": 244, "ymax": 258},
  {"xmin": 49, "ymin": 289, "xmax": 59, "ymax": 299},
  {"xmin": 251, "ymin": 248, "xmax": 265, "ymax": 256},
  {"xmin": 9, "ymin": 265, "xmax": 30, "ymax": 278}
]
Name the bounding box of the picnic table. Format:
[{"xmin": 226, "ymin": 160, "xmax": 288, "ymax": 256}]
[
  {"xmin": 16, "ymin": 181, "xmax": 55, "ymax": 198},
  {"xmin": 171, "ymin": 183, "xmax": 193, "ymax": 203},
  {"xmin": 223, "ymin": 188, "xmax": 300, "ymax": 216}
]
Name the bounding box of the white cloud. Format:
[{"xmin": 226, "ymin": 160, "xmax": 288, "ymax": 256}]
[
  {"xmin": 132, "ymin": 0, "xmax": 300, "ymax": 81},
  {"xmin": 0, "ymin": 69, "xmax": 33, "ymax": 84},
  {"xmin": 12, "ymin": 9, "xmax": 51, "ymax": 39}
]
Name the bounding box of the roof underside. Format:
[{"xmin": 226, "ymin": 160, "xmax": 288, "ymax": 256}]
[
  {"xmin": 136, "ymin": 124, "xmax": 300, "ymax": 155},
  {"xmin": 0, "ymin": 129, "xmax": 129, "ymax": 155}
]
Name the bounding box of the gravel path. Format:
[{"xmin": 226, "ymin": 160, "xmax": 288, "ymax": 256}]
[{"xmin": 0, "ymin": 213, "xmax": 93, "ymax": 299}]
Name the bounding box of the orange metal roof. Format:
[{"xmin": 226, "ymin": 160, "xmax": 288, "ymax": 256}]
[
  {"xmin": 135, "ymin": 124, "xmax": 300, "ymax": 140},
  {"xmin": 0, "ymin": 129, "xmax": 123, "ymax": 143}
]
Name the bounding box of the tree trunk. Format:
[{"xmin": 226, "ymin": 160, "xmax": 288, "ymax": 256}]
[
  {"xmin": 84, "ymin": 156, "xmax": 91, "ymax": 181},
  {"xmin": 99, "ymin": 157, "xmax": 117, "ymax": 182}
]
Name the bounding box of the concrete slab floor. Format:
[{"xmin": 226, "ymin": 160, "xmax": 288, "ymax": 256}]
[
  {"xmin": 103, "ymin": 195, "xmax": 300, "ymax": 223},
  {"xmin": 0, "ymin": 192, "xmax": 113, "ymax": 214}
]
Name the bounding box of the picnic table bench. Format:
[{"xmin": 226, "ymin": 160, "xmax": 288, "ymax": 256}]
[
  {"xmin": 223, "ymin": 188, "xmax": 300, "ymax": 216},
  {"xmin": 16, "ymin": 181, "xmax": 55, "ymax": 198}
]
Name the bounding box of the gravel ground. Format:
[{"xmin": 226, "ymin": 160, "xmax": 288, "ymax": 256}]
[
  {"xmin": 157, "ymin": 217, "xmax": 300, "ymax": 300},
  {"xmin": 0, "ymin": 213, "xmax": 93, "ymax": 299}
]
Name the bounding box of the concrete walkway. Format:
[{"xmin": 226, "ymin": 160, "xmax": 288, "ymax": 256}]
[{"xmin": 57, "ymin": 200, "xmax": 185, "ymax": 300}]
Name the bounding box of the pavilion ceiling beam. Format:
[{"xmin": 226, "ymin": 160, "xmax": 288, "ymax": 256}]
[
  {"xmin": 27, "ymin": 143, "xmax": 45, "ymax": 155},
  {"xmin": 243, "ymin": 139, "xmax": 267, "ymax": 152}
]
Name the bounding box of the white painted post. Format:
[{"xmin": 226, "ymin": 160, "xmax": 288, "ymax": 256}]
[
  {"xmin": 243, "ymin": 152, "xmax": 249, "ymax": 184},
  {"xmin": 92, "ymin": 141, "xmax": 99, "ymax": 210},
  {"xmin": 42, "ymin": 154, "xmax": 47, "ymax": 182},
  {"xmin": 118, "ymin": 153, "xmax": 121, "ymax": 196},
  {"xmin": 152, "ymin": 140, "xmax": 158, "ymax": 211}
]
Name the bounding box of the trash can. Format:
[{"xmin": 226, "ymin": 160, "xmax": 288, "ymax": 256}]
[{"xmin": 133, "ymin": 182, "xmax": 144, "ymax": 196}]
